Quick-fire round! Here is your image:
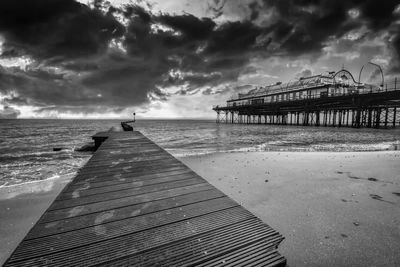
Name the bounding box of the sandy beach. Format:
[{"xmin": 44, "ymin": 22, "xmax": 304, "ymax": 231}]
[
  {"xmin": 1, "ymin": 151, "xmax": 399, "ymax": 266},
  {"xmin": 181, "ymin": 151, "xmax": 400, "ymax": 267},
  {"xmin": 0, "ymin": 175, "xmax": 74, "ymax": 265}
]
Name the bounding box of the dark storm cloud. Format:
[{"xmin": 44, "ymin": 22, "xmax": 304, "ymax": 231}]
[
  {"xmin": 0, "ymin": 66, "xmax": 102, "ymax": 106},
  {"xmin": 0, "ymin": 0, "xmax": 124, "ymax": 60},
  {"xmin": 388, "ymin": 26, "xmax": 400, "ymax": 74},
  {"xmin": 158, "ymin": 14, "xmax": 216, "ymax": 40},
  {"xmin": 238, "ymin": 0, "xmax": 398, "ymax": 59},
  {"xmin": 0, "ymin": 0, "xmax": 399, "ymax": 115},
  {"xmin": 34, "ymin": 105, "xmax": 126, "ymax": 115},
  {"xmin": 204, "ymin": 21, "xmax": 263, "ymax": 55},
  {"xmin": 120, "ymin": 4, "xmax": 269, "ymax": 95}
]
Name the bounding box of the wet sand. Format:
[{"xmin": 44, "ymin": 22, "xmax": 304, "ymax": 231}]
[
  {"xmin": 0, "ymin": 175, "xmax": 73, "ymax": 265},
  {"xmin": 181, "ymin": 151, "xmax": 400, "ymax": 267},
  {"xmin": 1, "ymin": 151, "xmax": 399, "ymax": 266}
]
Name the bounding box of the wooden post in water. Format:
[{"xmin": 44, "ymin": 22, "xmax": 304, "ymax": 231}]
[
  {"xmin": 367, "ymin": 109, "xmax": 372, "ymax": 128},
  {"xmin": 384, "ymin": 108, "xmax": 389, "ymax": 128},
  {"xmin": 355, "ymin": 108, "xmax": 361, "ymax": 128},
  {"xmin": 375, "ymin": 108, "xmax": 381, "ymax": 128}
]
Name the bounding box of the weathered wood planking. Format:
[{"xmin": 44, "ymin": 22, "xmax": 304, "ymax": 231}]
[{"xmin": 4, "ymin": 131, "xmax": 286, "ymax": 267}]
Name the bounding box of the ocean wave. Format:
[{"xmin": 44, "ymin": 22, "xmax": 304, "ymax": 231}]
[
  {"xmin": 2, "ymin": 119, "xmax": 400, "ymax": 187},
  {"xmin": 0, "ymin": 157, "xmax": 90, "ymax": 188},
  {"xmin": 0, "ymin": 174, "xmax": 61, "ymax": 188},
  {"xmin": 168, "ymin": 148, "xmax": 218, "ymax": 158},
  {"xmin": 228, "ymin": 141, "xmax": 398, "ymax": 153},
  {"xmin": 171, "ymin": 140, "xmax": 400, "ymax": 157},
  {"xmin": 0, "ymin": 148, "xmax": 76, "ymax": 159},
  {"xmin": 0, "ymin": 173, "xmax": 76, "ymax": 200}
]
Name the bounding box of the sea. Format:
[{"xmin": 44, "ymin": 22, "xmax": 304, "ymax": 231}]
[{"xmin": 1, "ymin": 119, "xmax": 400, "ymax": 187}]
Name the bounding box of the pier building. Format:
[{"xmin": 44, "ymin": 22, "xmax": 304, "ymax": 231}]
[{"xmin": 213, "ymin": 69, "xmax": 400, "ymax": 128}]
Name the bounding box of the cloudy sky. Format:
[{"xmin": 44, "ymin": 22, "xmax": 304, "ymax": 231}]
[{"xmin": 0, "ymin": 0, "xmax": 399, "ymax": 119}]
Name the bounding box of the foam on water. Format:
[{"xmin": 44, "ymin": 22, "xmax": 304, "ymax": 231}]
[
  {"xmin": 231, "ymin": 141, "xmax": 396, "ymax": 153},
  {"xmin": 1, "ymin": 119, "xmax": 399, "ymax": 186}
]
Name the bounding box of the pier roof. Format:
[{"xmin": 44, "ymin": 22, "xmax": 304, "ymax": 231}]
[{"xmin": 235, "ymin": 69, "xmax": 363, "ymax": 100}]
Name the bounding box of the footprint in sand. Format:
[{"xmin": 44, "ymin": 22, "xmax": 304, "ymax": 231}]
[
  {"xmin": 369, "ymin": 194, "xmax": 394, "ymax": 204},
  {"xmin": 338, "ymin": 172, "xmax": 383, "ymax": 183},
  {"xmin": 336, "ymin": 171, "xmax": 359, "ymax": 179},
  {"xmin": 347, "ymin": 174, "xmax": 361, "ymax": 180},
  {"xmin": 370, "ymin": 194, "xmax": 383, "ymax": 200}
]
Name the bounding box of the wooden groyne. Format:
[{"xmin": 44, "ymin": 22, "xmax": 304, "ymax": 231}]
[{"xmin": 4, "ymin": 131, "xmax": 286, "ymax": 266}]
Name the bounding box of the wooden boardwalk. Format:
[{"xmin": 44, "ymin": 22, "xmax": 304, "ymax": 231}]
[{"xmin": 4, "ymin": 131, "xmax": 286, "ymax": 267}]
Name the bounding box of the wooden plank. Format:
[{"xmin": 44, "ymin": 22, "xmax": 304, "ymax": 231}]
[
  {"xmin": 8, "ymin": 207, "xmax": 252, "ymax": 264},
  {"xmin": 64, "ymin": 169, "xmax": 193, "ymax": 191},
  {"xmin": 7, "ymin": 208, "xmax": 255, "ymax": 266},
  {"xmin": 56, "ymin": 172, "xmax": 202, "ymax": 200},
  {"xmin": 49, "ymin": 178, "xmax": 205, "ymax": 210},
  {"xmin": 75, "ymin": 160, "xmax": 185, "ymax": 176},
  {"xmin": 40, "ymin": 184, "xmax": 214, "ymax": 223},
  {"xmin": 77, "ymin": 158, "xmax": 184, "ymax": 175},
  {"xmin": 28, "ymin": 190, "xmax": 226, "ymax": 239},
  {"xmin": 73, "ymin": 165, "xmax": 189, "ymax": 183},
  {"xmin": 85, "ymin": 152, "xmax": 172, "ymax": 166},
  {"xmin": 4, "ymin": 131, "xmax": 286, "ymax": 267},
  {"xmin": 13, "ymin": 198, "xmax": 239, "ymax": 259},
  {"xmin": 104, "ymin": 220, "xmax": 283, "ymax": 267}
]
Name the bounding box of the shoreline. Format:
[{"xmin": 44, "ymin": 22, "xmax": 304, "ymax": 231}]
[
  {"xmin": 181, "ymin": 151, "xmax": 400, "ymax": 267},
  {"xmin": 0, "ymin": 174, "xmax": 74, "ymax": 264},
  {"xmin": 0, "ymin": 150, "xmax": 399, "ymax": 266}
]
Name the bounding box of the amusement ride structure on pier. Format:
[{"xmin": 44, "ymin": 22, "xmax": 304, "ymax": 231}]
[{"xmin": 213, "ymin": 67, "xmax": 400, "ymax": 128}]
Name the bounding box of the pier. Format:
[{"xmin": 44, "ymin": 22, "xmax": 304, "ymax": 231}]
[
  {"xmin": 4, "ymin": 131, "xmax": 286, "ymax": 266},
  {"xmin": 214, "ymin": 70, "xmax": 400, "ymax": 128}
]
